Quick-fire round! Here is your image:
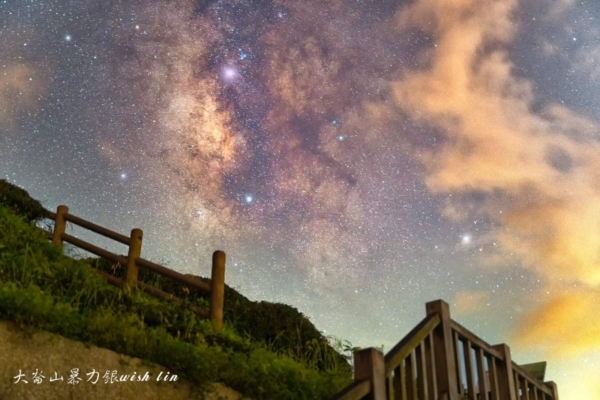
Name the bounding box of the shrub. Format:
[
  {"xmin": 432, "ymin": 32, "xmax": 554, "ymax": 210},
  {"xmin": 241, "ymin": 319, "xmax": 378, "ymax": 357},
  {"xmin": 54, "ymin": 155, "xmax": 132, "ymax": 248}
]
[
  {"xmin": 0, "ymin": 179, "xmax": 49, "ymax": 222},
  {"xmin": 88, "ymin": 257, "xmax": 351, "ymax": 374}
]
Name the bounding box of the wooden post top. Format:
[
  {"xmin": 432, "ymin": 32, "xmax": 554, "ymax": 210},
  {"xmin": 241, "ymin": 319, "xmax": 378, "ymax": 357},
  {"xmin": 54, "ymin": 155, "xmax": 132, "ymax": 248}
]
[
  {"xmin": 426, "ymin": 299, "xmax": 451, "ymax": 319},
  {"xmin": 545, "ymin": 381, "xmax": 559, "ymax": 400},
  {"xmin": 353, "ymin": 348, "xmax": 385, "ymax": 400},
  {"xmin": 213, "ymin": 250, "xmax": 226, "ymax": 264}
]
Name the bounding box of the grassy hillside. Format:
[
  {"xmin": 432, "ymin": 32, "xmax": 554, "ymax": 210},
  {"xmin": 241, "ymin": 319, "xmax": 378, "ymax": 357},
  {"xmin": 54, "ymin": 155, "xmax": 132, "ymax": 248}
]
[{"xmin": 0, "ymin": 180, "xmax": 352, "ymax": 399}]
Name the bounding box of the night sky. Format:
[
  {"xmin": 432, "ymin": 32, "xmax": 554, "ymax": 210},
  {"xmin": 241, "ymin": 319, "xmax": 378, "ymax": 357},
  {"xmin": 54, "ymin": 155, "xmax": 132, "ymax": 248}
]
[{"xmin": 2, "ymin": 0, "xmax": 599, "ymax": 397}]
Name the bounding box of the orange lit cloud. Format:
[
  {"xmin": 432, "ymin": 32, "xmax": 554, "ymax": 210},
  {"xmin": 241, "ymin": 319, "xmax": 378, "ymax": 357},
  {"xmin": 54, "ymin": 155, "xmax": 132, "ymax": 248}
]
[
  {"xmin": 513, "ymin": 290, "xmax": 600, "ymax": 357},
  {"xmin": 0, "ymin": 30, "xmax": 49, "ymax": 132},
  {"xmin": 453, "ymin": 290, "xmax": 489, "ymax": 316}
]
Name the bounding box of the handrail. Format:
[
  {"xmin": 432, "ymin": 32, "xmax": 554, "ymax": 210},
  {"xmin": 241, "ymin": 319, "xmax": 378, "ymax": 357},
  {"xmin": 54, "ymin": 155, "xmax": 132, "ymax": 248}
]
[
  {"xmin": 330, "ymin": 380, "xmax": 371, "ymax": 400},
  {"xmin": 64, "ymin": 212, "xmax": 131, "ymax": 245},
  {"xmin": 450, "ymin": 320, "xmax": 505, "ymax": 361},
  {"xmin": 384, "ymin": 313, "xmax": 440, "ymax": 375},
  {"xmin": 136, "ymin": 257, "xmax": 211, "ymax": 293},
  {"xmin": 62, "ymin": 233, "xmax": 128, "ymax": 265}
]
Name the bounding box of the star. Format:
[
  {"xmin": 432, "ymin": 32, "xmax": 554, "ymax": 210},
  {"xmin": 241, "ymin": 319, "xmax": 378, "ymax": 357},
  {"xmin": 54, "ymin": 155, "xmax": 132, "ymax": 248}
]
[
  {"xmin": 245, "ymin": 194, "xmax": 253, "ymax": 204},
  {"xmin": 64, "ymin": 34, "xmax": 72, "ymax": 42},
  {"xmin": 222, "ymin": 66, "xmax": 238, "ymax": 81}
]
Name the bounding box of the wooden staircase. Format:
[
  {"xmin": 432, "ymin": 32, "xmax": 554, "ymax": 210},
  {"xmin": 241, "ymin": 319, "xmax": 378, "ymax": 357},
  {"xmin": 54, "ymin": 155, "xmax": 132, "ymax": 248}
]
[{"xmin": 331, "ymin": 300, "xmax": 559, "ymax": 400}]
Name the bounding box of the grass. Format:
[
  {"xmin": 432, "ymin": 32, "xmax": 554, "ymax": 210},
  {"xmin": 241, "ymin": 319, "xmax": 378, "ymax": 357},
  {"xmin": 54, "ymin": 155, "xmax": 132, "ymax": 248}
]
[{"xmin": 0, "ymin": 189, "xmax": 354, "ymax": 399}]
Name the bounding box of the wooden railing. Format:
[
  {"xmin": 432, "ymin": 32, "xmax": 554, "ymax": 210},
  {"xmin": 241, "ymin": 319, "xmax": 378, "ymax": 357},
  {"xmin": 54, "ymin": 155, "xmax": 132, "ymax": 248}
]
[
  {"xmin": 38, "ymin": 205, "xmax": 226, "ymax": 331},
  {"xmin": 331, "ymin": 300, "xmax": 559, "ymax": 400}
]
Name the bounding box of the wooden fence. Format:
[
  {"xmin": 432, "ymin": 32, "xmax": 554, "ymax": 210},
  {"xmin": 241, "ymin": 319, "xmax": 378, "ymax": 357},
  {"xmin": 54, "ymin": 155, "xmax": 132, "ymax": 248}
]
[
  {"xmin": 331, "ymin": 300, "xmax": 559, "ymax": 400},
  {"xmin": 37, "ymin": 205, "xmax": 226, "ymax": 332}
]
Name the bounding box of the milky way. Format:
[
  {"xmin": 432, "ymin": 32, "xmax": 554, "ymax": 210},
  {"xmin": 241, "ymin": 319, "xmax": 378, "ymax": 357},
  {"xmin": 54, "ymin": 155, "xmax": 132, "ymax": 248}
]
[{"xmin": 2, "ymin": 1, "xmax": 600, "ymax": 396}]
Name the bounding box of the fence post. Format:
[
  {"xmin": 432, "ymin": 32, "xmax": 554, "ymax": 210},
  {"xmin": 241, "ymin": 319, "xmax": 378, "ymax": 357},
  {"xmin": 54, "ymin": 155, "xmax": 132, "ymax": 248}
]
[
  {"xmin": 125, "ymin": 228, "xmax": 143, "ymax": 289},
  {"xmin": 491, "ymin": 344, "xmax": 517, "ymax": 400},
  {"xmin": 544, "ymin": 381, "xmax": 559, "ymax": 400},
  {"xmin": 426, "ymin": 300, "xmax": 459, "ymax": 400},
  {"xmin": 210, "ymin": 250, "xmax": 226, "ymax": 332},
  {"xmin": 354, "ymin": 347, "xmax": 386, "ymax": 400},
  {"xmin": 51, "ymin": 205, "xmax": 69, "ymax": 251}
]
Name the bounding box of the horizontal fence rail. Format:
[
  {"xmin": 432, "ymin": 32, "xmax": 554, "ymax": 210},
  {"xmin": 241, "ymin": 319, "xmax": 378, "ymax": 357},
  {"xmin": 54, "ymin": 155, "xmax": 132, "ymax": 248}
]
[
  {"xmin": 331, "ymin": 300, "xmax": 559, "ymax": 400},
  {"xmin": 38, "ymin": 204, "xmax": 225, "ymax": 331}
]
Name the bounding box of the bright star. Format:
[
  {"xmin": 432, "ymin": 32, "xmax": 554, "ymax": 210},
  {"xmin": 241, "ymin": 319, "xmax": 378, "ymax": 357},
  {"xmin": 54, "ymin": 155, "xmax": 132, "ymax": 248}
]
[
  {"xmin": 222, "ymin": 66, "xmax": 238, "ymax": 81},
  {"xmin": 245, "ymin": 195, "xmax": 253, "ymax": 204},
  {"xmin": 120, "ymin": 173, "xmax": 127, "ymax": 180},
  {"xmin": 65, "ymin": 34, "xmax": 72, "ymax": 42},
  {"xmin": 337, "ymin": 135, "xmax": 345, "ymax": 141},
  {"xmin": 462, "ymin": 234, "xmax": 471, "ymax": 245}
]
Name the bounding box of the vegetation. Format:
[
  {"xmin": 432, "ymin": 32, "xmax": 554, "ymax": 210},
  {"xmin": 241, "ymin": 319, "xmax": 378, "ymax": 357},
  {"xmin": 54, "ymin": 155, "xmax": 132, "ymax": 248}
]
[
  {"xmin": 0, "ymin": 179, "xmax": 354, "ymax": 399},
  {"xmin": 0, "ymin": 179, "xmax": 50, "ymax": 222},
  {"xmin": 87, "ymin": 257, "xmax": 351, "ymax": 373}
]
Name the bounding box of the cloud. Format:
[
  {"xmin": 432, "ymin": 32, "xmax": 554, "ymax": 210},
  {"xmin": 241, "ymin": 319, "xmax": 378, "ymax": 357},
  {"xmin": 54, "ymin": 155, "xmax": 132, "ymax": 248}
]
[
  {"xmin": 0, "ymin": 31, "xmax": 49, "ymax": 132},
  {"xmin": 513, "ymin": 289, "xmax": 600, "ymax": 357},
  {"xmin": 392, "ymin": 0, "xmax": 600, "ymax": 362},
  {"xmin": 453, "ymin": 290, "xmax": 489, "ymax": 316}
]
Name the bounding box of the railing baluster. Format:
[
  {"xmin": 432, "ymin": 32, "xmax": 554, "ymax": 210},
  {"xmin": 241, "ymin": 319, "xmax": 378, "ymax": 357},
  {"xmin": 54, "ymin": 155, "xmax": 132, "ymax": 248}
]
[
  {"xmin": 406, "ymin": 351, "xmax": 416, "ymax": 400},
  {"xmin": 521, "ymin": 375, "xmax": 527, "ymax": 400},
  {"xmin": 522, "ymin": 376, "xmax": 530, "ymax": 400},
  {"xmin": 453, "ymin": 330, "xmax": 465, "ymax": 396},
  {"xmin": 488, "ymin": 357, "xmax": 500, "ymax": 400},
  {"xmin": 397, "ymin": 362, "xmax": 408, "ymax": 400},
  {"xmin": 417, "ymin": 342, "xmax": 428, "ymax": 400},
  {"xmin": 531, "ymin": 385, "xmax": 538, "ymax": 400},
  {"xmin": 476, "ymin": 348, "xmax": 489, "ymax": 400},
  {"xmin": 387, "ymin": 372, "xmax": 393, "ymax": 399},
  {"xmin": 514, "ymin": 372, "xmax": 523, "ymax": 400},
  {"xmin": 463, "ymin": 340, "xmax": 476, "ymax": 400},
  {"xmin": 425, "ymin": 333, "xmax": 437, "ymax": 399}
]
